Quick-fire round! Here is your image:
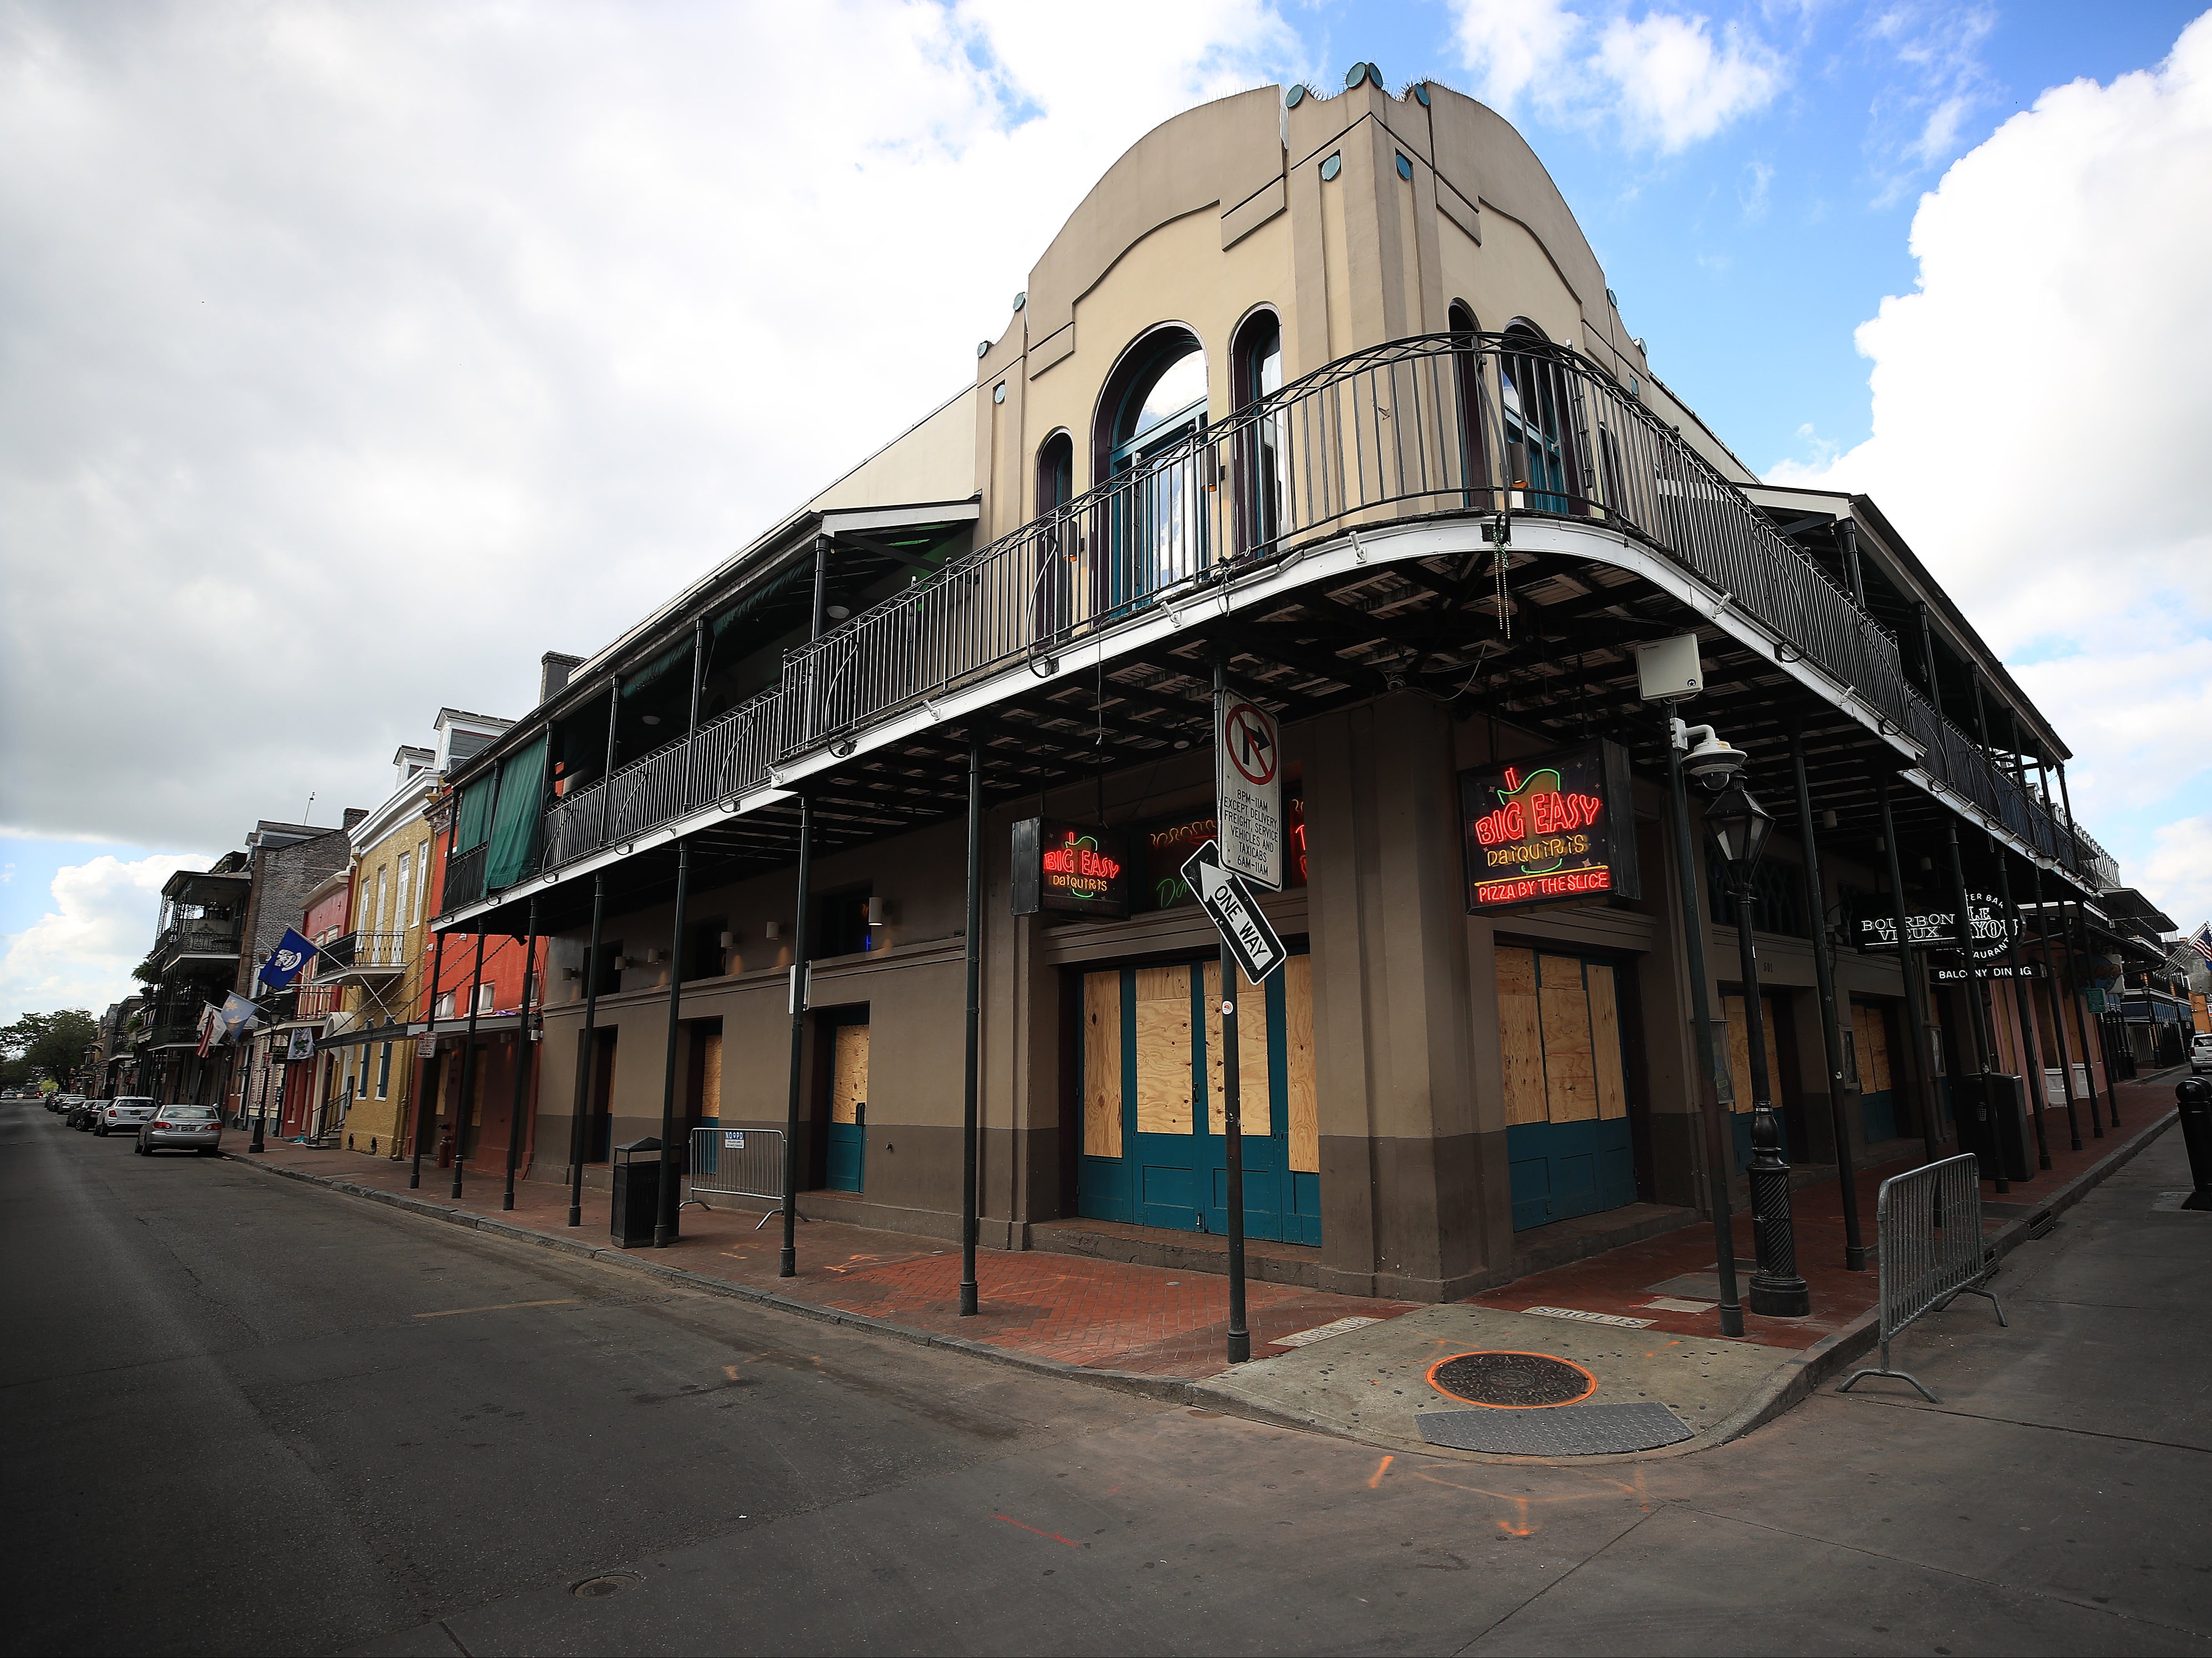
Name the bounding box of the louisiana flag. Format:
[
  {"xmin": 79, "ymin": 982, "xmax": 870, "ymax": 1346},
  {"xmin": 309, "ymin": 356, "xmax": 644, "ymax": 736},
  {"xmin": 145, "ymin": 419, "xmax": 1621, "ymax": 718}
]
[{"xmin": 259, "ymin": 927, "xmax": 320, "ymax": 991}]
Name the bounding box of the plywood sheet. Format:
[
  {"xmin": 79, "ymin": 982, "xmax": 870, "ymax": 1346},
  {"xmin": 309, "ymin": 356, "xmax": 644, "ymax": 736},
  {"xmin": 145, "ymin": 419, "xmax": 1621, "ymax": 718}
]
[
  {"xmin": 831, "ymin": 1024, "xmax": 869, "ymax": 1125},
  {"xmin": 1283, "ymin": 954, "xmax": 1318, "ymax": 1174},
  {"xmin": 1203, "ymin": 960, "xmax": 1273, "ymax": 1136},
  {"xmin": 1082, "ymin": 971, "xmax": 1123, "ymax": 1159},
  {"xmin": 1133, "ymin": 965, "xmax": 1192, "ymax": 1136},
  {"xmin": 1587, "ymin": 963, "xmax": 1628, "ymax": 1122},
  {"xmin": 1855, "ymin": 1003, "xmax": 1892, "ymax": 1094},
  {"xmin": 1496, "ymin": 946, "xmax": 1548, "ymax": 1127},
  {"xmin": 699, "ymin": 1031, "xmax": 723, "ymax": 1119},
  {"xmin": 1724, "ymin": 995, "xmax": 1753, "ymax": 1115},
  {"xmin": 1538, "ymin": 955, "xmax": 1598, "ymax": 1123}
]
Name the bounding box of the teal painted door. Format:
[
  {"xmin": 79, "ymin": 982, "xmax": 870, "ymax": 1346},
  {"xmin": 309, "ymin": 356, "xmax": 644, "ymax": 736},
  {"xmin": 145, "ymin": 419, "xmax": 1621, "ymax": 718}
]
[
  {"xmin": 1076, "ymin": 955, "xmax": 1320, "ymax": 1246},
  {"xmin": 825, "ymin": 1022, "xmax": 867, "ymax": 1193},
  {"xmin": 1498, "ymin": 947, "xmax": 1638, "ymax": 1230}
]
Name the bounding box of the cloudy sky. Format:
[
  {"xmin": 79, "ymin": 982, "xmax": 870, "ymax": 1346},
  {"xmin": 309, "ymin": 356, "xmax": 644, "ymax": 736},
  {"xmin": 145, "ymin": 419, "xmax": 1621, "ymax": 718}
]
[{"xmin": 4, "ymin": 0, "xmax": 2209, "ymax": 1025}]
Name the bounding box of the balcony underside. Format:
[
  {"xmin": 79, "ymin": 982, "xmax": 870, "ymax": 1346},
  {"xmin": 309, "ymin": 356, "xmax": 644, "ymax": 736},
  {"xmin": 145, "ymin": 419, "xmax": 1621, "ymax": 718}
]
[{"xmin": 441, "ymin": 511, "xmax": 2084, "ymax": 941}]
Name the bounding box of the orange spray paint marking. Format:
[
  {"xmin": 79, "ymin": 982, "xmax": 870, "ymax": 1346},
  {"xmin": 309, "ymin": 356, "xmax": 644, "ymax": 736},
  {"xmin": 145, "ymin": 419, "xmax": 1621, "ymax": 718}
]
[
  {"xmin": 994, "ymin": 1514, "xmax": 1080, "ymax": 1547},
  {"xmin": 1368, "ymin": 1455, "xmax": 1394, "ymax": 1489},
  {"xmin": 1497, "ymin": 1496, "xmax": 1536, "ymax": 1538}
]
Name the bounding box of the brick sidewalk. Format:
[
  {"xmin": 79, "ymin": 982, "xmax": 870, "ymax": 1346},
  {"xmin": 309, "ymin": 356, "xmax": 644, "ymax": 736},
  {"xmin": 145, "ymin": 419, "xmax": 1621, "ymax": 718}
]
[{"xmin": 229, "ymin": 1068, "xmax": 2182, "ymax": 1383}]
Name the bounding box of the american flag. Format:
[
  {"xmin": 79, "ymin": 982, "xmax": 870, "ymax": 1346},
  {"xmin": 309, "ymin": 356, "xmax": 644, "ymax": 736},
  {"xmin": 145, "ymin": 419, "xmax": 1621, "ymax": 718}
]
[{"xmin": 2189, "ymin": 922, "xmax": 2212, "ymax": 966}]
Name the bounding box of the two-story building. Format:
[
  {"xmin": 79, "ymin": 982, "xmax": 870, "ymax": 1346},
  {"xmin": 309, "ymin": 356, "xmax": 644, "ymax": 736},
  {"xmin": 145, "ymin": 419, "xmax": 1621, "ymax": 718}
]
[{"xmin": 423, "ymin": 74, "xmax": 2126, "ymax": 1302}]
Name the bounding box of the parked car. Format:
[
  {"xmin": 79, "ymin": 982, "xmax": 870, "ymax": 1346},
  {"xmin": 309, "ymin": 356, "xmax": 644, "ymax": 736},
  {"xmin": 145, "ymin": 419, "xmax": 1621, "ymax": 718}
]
[
  {"xmin": 67, "ymin": 1098, "xmax": 104, "ymax": 1130},
  {"xmin": 50, "ymin": 1093, "xmax": 84, "ymax": 1116},
  {"xmin": 2192, "ymin": 1031, "xmax": 2212, "ymax": 1075},
  {"xmin": 97, "ymin": 1097, "xmax": 159, "ymax": 1138},
  {"xmin": 138, "ymin": 1105, "xmax": 222, "ymax": 1156}
]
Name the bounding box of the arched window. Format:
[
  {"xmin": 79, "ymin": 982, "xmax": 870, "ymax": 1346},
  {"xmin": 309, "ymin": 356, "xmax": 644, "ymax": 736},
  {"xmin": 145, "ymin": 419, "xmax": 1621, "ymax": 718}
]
[
  {"xmin": 1498, "ymin": 321, "xmax": 1583, "ymax": 516},
  {"xmin": 1230, "ymin": 309, "xmax": 1285, "ymax": 554},
  {"xmin": 1094, "ymin": 328, "xmax": 1208, "ymax": 607},
  {"xmin": 1448, "ymin": 301, "xmax": 1493, "ymax": 510},
  {"xmin": 1034, "ymin": 431, "xmax": 1076, "ymax": 637}
]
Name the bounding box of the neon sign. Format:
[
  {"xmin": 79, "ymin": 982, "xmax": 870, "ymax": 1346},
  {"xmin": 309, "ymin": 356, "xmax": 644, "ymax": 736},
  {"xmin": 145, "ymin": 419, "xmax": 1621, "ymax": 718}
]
[
  {"xmin": 1011, "ymin": 819, "xmax": 1131, "ymax": 919},
  {"xmin": 1458, "ymin": 741, "xmax": 1639, "ymax": 912}
]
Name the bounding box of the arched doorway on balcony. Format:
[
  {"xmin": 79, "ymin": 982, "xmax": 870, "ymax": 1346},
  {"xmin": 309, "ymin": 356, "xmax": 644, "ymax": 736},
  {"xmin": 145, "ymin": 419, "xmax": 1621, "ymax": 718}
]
[{"xmin": 1094, "ymin": 327, "xmax": 1207, "ymax": 611}]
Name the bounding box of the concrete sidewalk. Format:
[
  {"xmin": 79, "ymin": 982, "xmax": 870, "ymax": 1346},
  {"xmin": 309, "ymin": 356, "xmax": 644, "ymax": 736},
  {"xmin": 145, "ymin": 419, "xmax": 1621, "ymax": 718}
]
[{"xmin": 224, "ymin": 1067, "xmax": 2187, "ymax": 1463}]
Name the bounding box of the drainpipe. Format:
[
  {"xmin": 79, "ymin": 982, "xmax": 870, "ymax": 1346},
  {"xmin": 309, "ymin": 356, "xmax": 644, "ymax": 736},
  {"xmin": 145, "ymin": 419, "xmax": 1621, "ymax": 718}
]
[{"xmin": 1837, "ymin": 517, "xmax": 1868, "ymax": 612}]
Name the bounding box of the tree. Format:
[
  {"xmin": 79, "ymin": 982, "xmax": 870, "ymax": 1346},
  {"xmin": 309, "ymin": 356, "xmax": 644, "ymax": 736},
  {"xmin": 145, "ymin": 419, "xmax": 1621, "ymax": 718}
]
[{"xmin": 0, "ymin": 1010, "xmax": 100, "ymax": 1084}]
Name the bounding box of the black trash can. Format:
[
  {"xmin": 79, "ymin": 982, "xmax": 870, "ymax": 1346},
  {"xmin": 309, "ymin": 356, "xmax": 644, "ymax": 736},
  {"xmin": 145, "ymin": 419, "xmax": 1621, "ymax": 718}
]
[
  {"xmin": 1955, "ymin": 1074, "xmax": 2032, "ymax": 1184},
  {"xmin": 610, "ymin": 1137, "xmax": 664, "ymax": 1249}
]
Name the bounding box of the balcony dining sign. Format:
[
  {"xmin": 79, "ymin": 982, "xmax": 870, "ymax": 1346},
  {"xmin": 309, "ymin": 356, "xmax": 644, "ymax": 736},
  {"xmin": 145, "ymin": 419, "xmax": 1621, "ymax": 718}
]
[
  {"xmin": 1011, "ymin": 820, "xmax": 1131, "ymax": 920},
  {"xmin": 1458, "ymin": 740, "xmax": 1639, "ymax": 911}
]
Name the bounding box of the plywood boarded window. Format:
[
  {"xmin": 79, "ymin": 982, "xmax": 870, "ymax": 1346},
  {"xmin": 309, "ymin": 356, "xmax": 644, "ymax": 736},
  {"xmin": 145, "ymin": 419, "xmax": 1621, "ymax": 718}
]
[
  {"xmin": 1203, "ymin": 959, "xmax": 1272, "ymax": 1135},
  {"xmin": 1082, "ymin": 971, "xmax": 1123, "ymax": 1158},
  {"xmin": 1851, "ymin": 1003, "xmax": 1893, "ymax": 1093},
  {"xmin": 1495, "ymin": 947, "xmax": 1629, "ymax": 1126},
  {"xmin": 1284, "ymin": 954, "xmax": 1318, "ymax": 1175},
  {"xmin": 1132, "ymin": 965, "xmax": 1193, "ymax": 1135},
  {"xmin": 699, "ymin": 1031, "xmax": 722, "ymax": 1118},
  {"xmin": 1722, "ymin": 994, "xmax": 1783, "ymax": 1115},
  {"xmin": 831, "ymin": 1025, "xmax": 869, "ymax": 1125}
]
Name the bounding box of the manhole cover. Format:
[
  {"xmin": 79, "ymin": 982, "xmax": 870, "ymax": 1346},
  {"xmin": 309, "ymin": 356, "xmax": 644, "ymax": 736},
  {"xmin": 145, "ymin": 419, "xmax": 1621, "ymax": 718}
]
[
  {"xmin": 571, "ymin": 1573, "xmax": 639, "ymax": 1599},
  {"xmin": 1428, "ymin": 1350, "xmax": 1596, "ymax": 1409}
]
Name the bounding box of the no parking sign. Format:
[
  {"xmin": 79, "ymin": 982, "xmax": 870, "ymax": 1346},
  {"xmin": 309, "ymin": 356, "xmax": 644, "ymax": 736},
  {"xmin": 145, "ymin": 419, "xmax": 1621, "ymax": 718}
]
[{"xmin": 1214, "ymin": 694, "xmax": 1281, "ymax": 891}]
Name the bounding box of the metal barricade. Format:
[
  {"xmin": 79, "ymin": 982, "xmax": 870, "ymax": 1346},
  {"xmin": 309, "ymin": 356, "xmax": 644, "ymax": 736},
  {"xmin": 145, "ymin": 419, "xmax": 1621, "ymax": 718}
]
[
  {"xmin": 1839, "ymin": 1153, "xmax": 2006, "ymax": 1402},
  {"xmin": 684, "ymin": 1125, "xmax": 804, "ymax": 1230}
]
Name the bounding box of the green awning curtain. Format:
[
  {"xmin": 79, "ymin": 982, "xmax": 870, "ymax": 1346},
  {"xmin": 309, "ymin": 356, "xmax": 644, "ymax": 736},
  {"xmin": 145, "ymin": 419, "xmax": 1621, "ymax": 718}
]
[
  {"xmin": 485, "ymin": 736, "xmax": 549, "ymax": 891},
  {"xmin": 454, "ymin": 777, "xmax": 494, "ymax": 852}
]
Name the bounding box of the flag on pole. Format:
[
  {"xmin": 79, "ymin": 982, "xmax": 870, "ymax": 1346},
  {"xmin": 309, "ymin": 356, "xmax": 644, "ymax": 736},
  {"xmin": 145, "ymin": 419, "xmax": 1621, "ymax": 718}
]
[
  {"xmin": 196, "ymin": 1002, "xmax": 223, "ymax": 1057},
  {"xmin": 217, "ymin": 991, "xmax": 260, "ymax": 1043},
  {"xmin": 2188, "ymin": 922, "xmax": 2212, "ymax": 966},
  {"xmin": 260, "ymin": 927, "xmax": 320, "ymax": 991}
]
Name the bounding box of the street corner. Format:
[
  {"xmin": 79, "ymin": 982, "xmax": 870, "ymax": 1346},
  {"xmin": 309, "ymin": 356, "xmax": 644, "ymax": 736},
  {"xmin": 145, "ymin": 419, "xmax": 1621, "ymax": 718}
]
[{"xmin": 1201, "ymin": 1303, "xmax": 1798, "ymax": 1464}]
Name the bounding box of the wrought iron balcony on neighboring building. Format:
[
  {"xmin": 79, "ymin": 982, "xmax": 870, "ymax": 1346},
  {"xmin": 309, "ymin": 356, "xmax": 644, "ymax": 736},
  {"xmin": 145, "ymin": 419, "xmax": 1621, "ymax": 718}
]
[
  {"xmin": 152, "ymin": 918, "xmax": 243, "ymax": 971},
  {"xmin": 312, "ymin": 931, "xmax": 408, "ymax": 981},
  {"xmin": 437, "ymin": 332, "xmax": 2107, "ymax": 919}
]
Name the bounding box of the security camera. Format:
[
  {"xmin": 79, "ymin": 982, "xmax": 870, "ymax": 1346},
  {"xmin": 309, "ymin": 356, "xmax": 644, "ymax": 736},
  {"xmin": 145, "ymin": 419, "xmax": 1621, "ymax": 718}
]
[{"xmin": 1675, "ymin": 722, "xmax": 1747, "ymax": 791}]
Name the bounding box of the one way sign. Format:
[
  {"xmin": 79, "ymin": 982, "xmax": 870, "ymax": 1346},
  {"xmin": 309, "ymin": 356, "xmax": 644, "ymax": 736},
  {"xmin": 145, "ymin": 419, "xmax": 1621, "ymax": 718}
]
[{"xmin": 1180, "ymin": 841, "xmax": 1288, "ymax": 985}]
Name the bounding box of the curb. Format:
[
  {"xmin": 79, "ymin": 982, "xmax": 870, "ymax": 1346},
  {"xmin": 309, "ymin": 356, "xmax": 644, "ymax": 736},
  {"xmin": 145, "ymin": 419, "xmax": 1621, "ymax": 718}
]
[
  {"xmin": 224, "ymin": 1104, "xmax": 2178, "ymax": 1464},
  {"xmin": 218, "ymin": 1153, "xmax": 1318, "ymax": 1438}
]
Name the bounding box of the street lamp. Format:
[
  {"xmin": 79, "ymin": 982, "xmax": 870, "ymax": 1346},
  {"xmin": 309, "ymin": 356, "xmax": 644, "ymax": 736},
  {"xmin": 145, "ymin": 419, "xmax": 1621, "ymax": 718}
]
[{"xmin": 1705, "ymin": 779, "xmax": 1812, "ymax": 1319}]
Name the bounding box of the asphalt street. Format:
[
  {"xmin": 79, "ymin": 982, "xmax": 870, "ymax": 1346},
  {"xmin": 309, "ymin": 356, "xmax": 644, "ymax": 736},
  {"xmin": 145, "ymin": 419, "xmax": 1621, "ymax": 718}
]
[{"xmin": 5, "ymin": 1096, "xmax": 2208, "ymax": 1657}]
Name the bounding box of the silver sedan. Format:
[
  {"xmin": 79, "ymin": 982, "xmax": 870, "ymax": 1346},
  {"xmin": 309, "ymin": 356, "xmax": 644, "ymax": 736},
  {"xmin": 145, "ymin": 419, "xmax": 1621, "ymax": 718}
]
[{"xmin": 136, "ymin": 1106, "xmax": 222, "ymax": 1156}]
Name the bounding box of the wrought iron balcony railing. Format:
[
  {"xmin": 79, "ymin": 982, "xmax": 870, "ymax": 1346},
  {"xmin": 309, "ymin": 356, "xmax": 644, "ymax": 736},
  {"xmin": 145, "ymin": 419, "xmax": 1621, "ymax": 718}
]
[
  {"xmin": 153, "ymin": 918, "xmax": 243, "ymax": 967},
  {"xmin": 312, "ymin": 931, "xmax": 408, "ymax": 979},
  {"xmin": 441, "ymin": 843, "xmax": 490, "ymax": 913},
  {"xmin": 432, "ymin": 333, "xmax": 2099, "ymax": 917}
]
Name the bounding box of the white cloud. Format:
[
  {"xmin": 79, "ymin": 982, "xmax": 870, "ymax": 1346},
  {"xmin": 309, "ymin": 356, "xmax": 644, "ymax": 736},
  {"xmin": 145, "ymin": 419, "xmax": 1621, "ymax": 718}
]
[
  {"xmin": 1451, "ymin": 1, "xmax": 1784, "ymax": 152},
  {"xmin": 0, "ymin": 0, "xmax": 1301, "ymax": 853},
  {"xmin": 1595, "ymin": 12, "xmax": 1783, "ymax": 151},
  {"xmin": 1768, "ymin": 13, "xmax": 2212, "ymax": 921},
  {"xmin": 0, "ymin": 852, "xmax": 207, "ymax": 1024},
  {"xmin": 2140, "ymin": 817, "xmax": 2212, "ymax": 938}
]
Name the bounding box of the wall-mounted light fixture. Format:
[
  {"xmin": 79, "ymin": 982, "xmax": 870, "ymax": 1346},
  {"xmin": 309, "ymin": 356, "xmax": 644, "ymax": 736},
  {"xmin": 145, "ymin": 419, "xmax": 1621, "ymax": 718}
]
[{"xmin": 764, "ymin": 921, "xmax": 783, "ymax": 941}]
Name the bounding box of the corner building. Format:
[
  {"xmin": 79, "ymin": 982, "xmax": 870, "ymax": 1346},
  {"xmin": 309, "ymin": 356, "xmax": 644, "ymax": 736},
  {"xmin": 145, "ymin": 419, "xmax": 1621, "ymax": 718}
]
[{"xmin": 431, "ymin": 74, "xmax": 2122, "ymax": 1302}]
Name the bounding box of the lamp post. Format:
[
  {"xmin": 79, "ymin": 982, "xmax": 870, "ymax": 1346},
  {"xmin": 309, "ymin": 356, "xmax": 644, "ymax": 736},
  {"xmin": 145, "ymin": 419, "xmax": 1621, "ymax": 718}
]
[{"xmin": 1704, "ymin": 779, "xmax": 1811, "ymax": 1319}]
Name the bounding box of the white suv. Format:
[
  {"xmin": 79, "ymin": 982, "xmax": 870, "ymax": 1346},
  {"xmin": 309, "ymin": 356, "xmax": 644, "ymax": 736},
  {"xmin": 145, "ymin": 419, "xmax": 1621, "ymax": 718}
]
[{"xmin": 2192, "ymin": 1031, "xmax": 2212, "ymax": 1074}]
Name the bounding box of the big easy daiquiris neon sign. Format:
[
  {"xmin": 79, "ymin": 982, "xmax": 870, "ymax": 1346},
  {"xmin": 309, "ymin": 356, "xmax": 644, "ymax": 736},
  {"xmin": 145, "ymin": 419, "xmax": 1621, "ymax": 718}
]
[{"xmin": 1458, "ymin": 739, "xmax": 1640, "ymax": 911}]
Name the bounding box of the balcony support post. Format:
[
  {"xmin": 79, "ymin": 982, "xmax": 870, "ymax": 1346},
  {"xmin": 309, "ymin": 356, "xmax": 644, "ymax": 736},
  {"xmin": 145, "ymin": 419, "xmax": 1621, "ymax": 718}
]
[
  {"xmin": 568, "ymin": 874, "xmax": 606, "ymax": 1226},
  {"xmin": 960, "ymin": 739, "xmax": 982, "ymax": 1317},
  {"xmin": 451, "ymin": 926, "xmax": 485, "ymax": 1198},
  {"xmin": 1789, "ymin": 729, "xmax": 1866, "ymax": 1269},
  {"xmin": 605, "ymin": 673, "xmax": 622, "ymax": 782},
  {"xmin": 1989, "ymin": 831, "xmax": 2051, "ymax": 1170},
  {"xmin": 2052, "ymin": 762, "xmax": 2113, "ymax": 1129},
  {"xmin": 503, "ymin": 900, "xmax": 538, "ymax": 1212},
  {"xmin": 410, "ymin": 928, "xmax": 446, "ymax": 1186},
  {"xmin": 780, "ymin": 796, "xmax": 815, "ymax": 1279},
  {"xmin": 685, "ymin": 615, "xmax": 706, "ymax": 808},
  {"xmin": 655, "ymin": 841, "xmax": 691, "ymax": 1249},
  {"xmin": 1875, "ymin": 769, "xmax": 1945, "ymax": 1163},
  {"xmin": 1943, "ymin": 815, "xmax": 2004, "ymax": 1191},
  {"xmin": 2029, "ymin": 846, "xmax": 2085, "ymax": 1150}
]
